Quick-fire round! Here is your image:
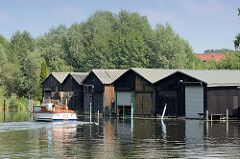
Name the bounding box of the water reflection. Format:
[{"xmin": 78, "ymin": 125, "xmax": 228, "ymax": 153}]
[{"xmin": 1, "ymin": 114, "xmax": 240, "ymax": 158}]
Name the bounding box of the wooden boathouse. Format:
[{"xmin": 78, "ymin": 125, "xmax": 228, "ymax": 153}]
[
  {"xmin": 42, "ymin": 72, "xmax": 69, "ymax": 100},
  {"xmin": 155, "ymin": 70, "xmax": 240, "ymax": 119},
  {"xmin": 82, "ymin": 69, "xmax": 126, "ymax": 115},
  {"xmin": 61, "ymin": 72, "xmax": 89, "ymax": 113},
  {"xmin": 113, "ymin": 68, "xmax": 176, "ymax": 116}
]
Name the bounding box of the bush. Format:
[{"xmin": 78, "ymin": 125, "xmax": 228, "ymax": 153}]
[{"xmin": 9, "ymin": 95, "xmax": 28, "ymax": 111}]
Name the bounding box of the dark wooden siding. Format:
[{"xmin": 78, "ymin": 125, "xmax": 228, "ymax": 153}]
[
  {"xmin": 114, "ymin": 70, "xmax": 155, "ymax": 115},
  {"xmin": 135, "ymin": 75, "xmax": 155, "ymax": 115},
  {"xmin": 61, "ymin": 75, "xmax": 84, "ymax": 113},
  {"xmin": 42, "ymin": 74, "xmax": 62, "ymax": 100},
  {"xmin": 207, "ymin": 87, "xmax": 240, "ymax": 114},
  {"xmin": 83, "ymin": 73, "xmax": 104, "ymax": 114},
  {"xmin": 155, "ymin": 72, "xmax": 206, "ymax": 117},
  {"xmin": 114, "ymin": 70, "xmax": 135, "ymax": 91}
]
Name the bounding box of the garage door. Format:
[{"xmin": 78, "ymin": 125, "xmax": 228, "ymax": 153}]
[
  {"xmin": 185, "ymin": 86, "xmax": 204, "ymax": 118},
  {"xmin": 117, "ymin": 92, "xmax": 132, "ymax": 106}
]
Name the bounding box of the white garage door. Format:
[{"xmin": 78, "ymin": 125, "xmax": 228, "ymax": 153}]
[
  {"xmin": 185, "ymin": 86, "xmax": 204, "ymax": 118},
  {"xmin": 117, "ymin": 92, "xmax": 132, "ymax": 106}
]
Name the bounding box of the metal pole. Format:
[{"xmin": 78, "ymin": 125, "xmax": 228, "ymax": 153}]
[
  {"xmin": 90, "ymin": 102, "xmax": 92, "ymax": 123},
  {"xmin": 123, "ymin": 106, "xmax": 125, "ymax": 117}
]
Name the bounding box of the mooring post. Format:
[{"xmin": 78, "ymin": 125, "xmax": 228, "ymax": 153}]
[
  {"xmin": 97, "ymin": 110, "xmax": 99, "ymax": 124},
  {"xmin": 131, "ymin": 103, "xmax": 133, "ymax": 119},
  {"xmin": 131, "ymin": 103, "xmax": 133, "ymax": 132},
  {"xmin": 206, "ymin": 110, "xmax": 209, "ymax": 121},
  {"xmin": 109, "ymin": 106, "xmax": 111, "ymax": 117},
  {"xmin": 226, "ymin": 109, "xmax": 229, "ymax": 121},
  {"xmin": 90, "ymin": 102, "xmax": 92, "ymax": 123},
  {"xmin": 123, "ymin": 106, "xmax": 125, "ymax": 117},
  {"xmin": 4, "ymin": 99, "xmax": 6, "ymax": 122},
  {"xmin": 161, "ymin": 103, "xmax": 167, "ymax": 120}
]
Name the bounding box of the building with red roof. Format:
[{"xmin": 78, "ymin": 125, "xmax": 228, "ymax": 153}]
[{"xmin": 194, "ymin": 53, "xmax": 226, "ymax": 62}]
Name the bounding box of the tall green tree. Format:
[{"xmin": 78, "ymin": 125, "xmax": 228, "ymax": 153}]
[
  {"xmin": 150, "ymin": 23, "xmax": 187, "ymax": 69},
  {"xmin": 65, "ymin": 23, "xmax": 86, "ymax": 71},
  {"xmin": 234, "ymin": 8, "xmax": 240, "ymax": 49},
  {"xmin": 9, "ymin": 31, "xmax": 38, "ymax": 97},
  {"xmin": 36, "ymin": 25, "xmax": 69, "ymax": 72},
  {"xmin": 37, "ymin": 59, "xmax": 48, "ymax": 100}
]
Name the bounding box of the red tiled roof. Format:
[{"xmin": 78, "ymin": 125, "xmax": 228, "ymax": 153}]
[{"xmin": 194, "ymin": 53, "xmax": 226, "ymax": 62}]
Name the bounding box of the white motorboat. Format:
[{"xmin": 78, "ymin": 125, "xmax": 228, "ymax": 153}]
[{"xmin": 32, "ymin": 99, "xmax": 78, "ymax": 122}]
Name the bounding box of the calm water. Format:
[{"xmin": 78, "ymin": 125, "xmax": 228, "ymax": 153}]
[{"xmin": 1, "ymin": 112, "xmax": 240, "ymax": 158}]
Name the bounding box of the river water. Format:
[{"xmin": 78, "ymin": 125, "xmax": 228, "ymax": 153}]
[{"xmin": 0, "ymin": 112, "xmax": 240, "ymax": 158}]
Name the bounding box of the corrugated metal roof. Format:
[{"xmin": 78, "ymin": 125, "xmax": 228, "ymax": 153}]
[
  {"xmin": 51, "ymin": 72, "xmax": 69, "ymax": 83},
  {"xmin": 131, "ymin": 68, "xmax": 176, "ymax": 84},
  {"xmin": 179, "ymin": 70, "xmax": 240, "ymax": 87},
  {"xmin": 70, "ymin": 72, "xmax": 89, "ymax": 85},
  {"xmin": 92, "ymin": 69, "xmax": 127, "ymax": 84}
]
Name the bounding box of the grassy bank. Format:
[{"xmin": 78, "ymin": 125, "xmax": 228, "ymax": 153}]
[{"xmin": 0, "ymin": 94, "xmax": 40, "ymax": 111}]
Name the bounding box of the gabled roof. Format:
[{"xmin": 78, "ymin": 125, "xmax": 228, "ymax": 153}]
[
  {"xmin": 50, "ymin": 72, "xmax": 69, "ymax": 83},
  {"xmin": 69, "ymin": 72, "xmax": 89, "ymax": 85},
  {"xmin": 129, "ymin": 68, "xmax": 176, "ymax": 84},
  {"xmin": 86, "ymin": 69, "xmax": 127, "ymax": 85},
  {"xmin": 154, "ymin": 69, "xmax": 240, "ymax": 87},
  {"xmin": 179, "ymin": 70, "xmax": 240, "ymax": 87},
  {"xmin": 194, "ymin": 53, "xmax": 226, "ymax": 62}
]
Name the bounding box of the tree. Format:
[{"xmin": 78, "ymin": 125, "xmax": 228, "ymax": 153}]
[
  {"xmin": 9, "ymin": 31, "xmax": 38, "ymax": 97},
  {"xmin": 204, "ymin": 49, "xmax": 235, "ymax": 53},
  {"xmin": 150, "ymin": 23, "xmax": 187, "ymax": 69},
  {"xmin": 65, "ymin": 23, "xmax": 86, "ymax": 71},
  {"xmin": 36, "ymin": 25, "xmax": 69, "ymax": 72},
  {"xmin": 36, "ymin": 59, "xmax": 48, "ymax": 100},
  {"xmin": 234, "ymin": 8, "xmax": 240, "ymax": 49}
]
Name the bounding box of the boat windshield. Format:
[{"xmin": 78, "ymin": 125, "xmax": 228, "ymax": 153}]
[
  {"xmin": 53, "ymin": 101, "xmax": 59, "ymax": 105},
  {"xmin": 42, "ymin": 100, "xmax": 51, "ymax": 106},
  {"xmin": 42, "ymin": 100, "xmax": 64, "ymax": 106}
]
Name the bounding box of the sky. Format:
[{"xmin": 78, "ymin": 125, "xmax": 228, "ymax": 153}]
[{"xmin": 0, "ymin": 0, "xmax": 239, "ymax": 53}]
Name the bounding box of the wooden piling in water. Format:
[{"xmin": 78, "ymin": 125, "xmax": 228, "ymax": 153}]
[
  {"xmin": 4, "ymin": 99, "xmax": 6, "ymax": 122},
  {"xmin": 226, "ymin": 109, "xmax": 229, "ymax": 121}
]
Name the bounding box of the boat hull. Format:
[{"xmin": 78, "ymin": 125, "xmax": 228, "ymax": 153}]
[{"xmin": 32, "ymin": 112, "xmax": 78, "ymax": 122}]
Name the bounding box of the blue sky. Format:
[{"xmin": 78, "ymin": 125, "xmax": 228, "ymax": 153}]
[{"xmin": 0, "ymin": 0, "xmax": 239, "ymax": 53}]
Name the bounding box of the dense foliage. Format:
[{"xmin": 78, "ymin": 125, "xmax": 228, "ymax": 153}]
[
  {"xmin": 204, "ymin": 49, "xmax": 235, "ymax": 54},
  {"xmin": 234, "ymin": 8, "xmax": 240, "ymax": 49},
  {"xmin": 0, "ymin": 10, "xmax": 238, "ymax": 109}
]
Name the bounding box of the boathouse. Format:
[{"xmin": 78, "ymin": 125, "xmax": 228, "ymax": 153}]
[
  {"xmin": 42, "ymin": 72, "xmax": 68, "ymax": 100},
  {"xmin": 154, "ymin": 70, "xmax": 207, "ymax": 118},
  {"xmin": 61, "ymin": 72, "xmax": 89, "ymax": 113},
  {"xmin": 82, "ymin": 69, "xmax": 126, "ymax": 115},
  {"xmin": 155, "ymin": 70, "xmax": 240, "ymax": 118},
  {"xmin": 113, "ymin": 68, "xmax": 176, "ymax": 116}
]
